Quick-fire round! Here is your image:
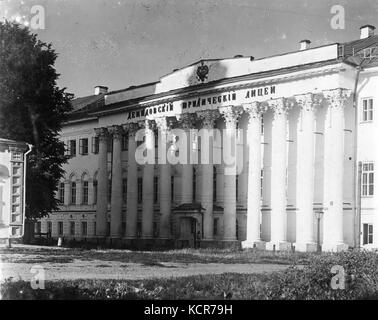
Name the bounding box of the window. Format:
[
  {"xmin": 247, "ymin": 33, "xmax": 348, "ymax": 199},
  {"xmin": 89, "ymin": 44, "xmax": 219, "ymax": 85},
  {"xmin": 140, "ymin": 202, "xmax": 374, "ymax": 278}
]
[
  {"xmin": 213, "ymin": 218, "xmax": 219, "ymax": 236},
  {"xmin": 92, "ymin": 136, "xmax": 99, "ymax": 154},
  {"xmin": 35, "ymin": 221, "xmax": 41, "ymax": 234},
  {"xmin": 154, "ymin": 176, "xmax": 158, "ymax": 204},
  {"xmin": 171, "ymin": 175, "xmax": 174, "ymax": 202},
  {"xmin": 213, "ymin": 167, "xmax": 217, "ymax": 202},
  {"xmin": 363, "ymin": 223, "xmax": 373, "ymax": 245},
  {"xmin": 79, "ymin": 138, "xmax": 89, "ymax": 155},
  {"xmin": 93, "ymin": 180, "xmax": 98, "ymax": 204},
  {"xmin": 58, "ymin": 182, "xmax": 65, "ymax": 204},
  {"xmin": 69, "ymin": 140, "xmax": 76, "ymax": 157},
  {"xmin": 71, "ymin": 182, "xmax": 76, "ymax": 204},
  {"xmin": 362, "ymin": 98, "xmax": 373, "ymax": 122},
  {"xmin": 107, "ymin": 137, "xmax": 113, "ymax": 153},
  {"xmin": 153, "ymin": 221, "xmax": 159, "ymax": 237},
  {"xmin": 122, "ymin": 178, "xmax": 127, "ymax": 204},
  {"xmin": 137, "ymin": 177, "xmax": 143, "ymax": 203},
  {"xmin": 362, "ymin": 162, "xmax": 374, "ymax": 196},
  {"xmin": 47, "ymin": 221, "xmax": 52, "ymax": 234},
  {"xmin": 81, "ymin": 221, "xmax": 87, "ymax": 236},
  {"xmin": 193, "ymin": 167, "xmax": 197, "ymax": 202},
  {"xmin": 70, "ymin": 221, "xmax": 75, "ymax": 235},
  {"xmin": 58, "ymin": 221, "xmax": 63, "ymax": 236},
  {"xmin": 122, "ymin": 135, "xmax": 128, "ymax": 151},
  {"xmin": 108, "ymin": 179, "xmax": 112, "ymax": 203},
  {"xmin": 82, "ymin": 181, "xmax": 89, "ymax": 204},
  {"xmin": 236, "ymin": 174, "xmax": 239, "ymax": 202},
  {"xmin": 93, "ymin": 221, "xmax": 96, "ymax": 235}
]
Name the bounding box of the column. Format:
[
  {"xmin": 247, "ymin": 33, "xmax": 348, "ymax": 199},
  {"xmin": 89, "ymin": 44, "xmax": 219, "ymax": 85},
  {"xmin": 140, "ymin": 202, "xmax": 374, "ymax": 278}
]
[
  {"xmin": 266, "ymin": 98, "xmax": 291, "ymax": 251},
  {"xmin": 142, "ymin": 119, "xmax": 155, "ymax": 239},
  {"xmin": 94, "ymin": 127, "xmax": 109, "ymax": 237},
  {"xmin": 179, "ymin": 113, "xmax": 196, "ymax": 204},
  {"xmin": 109, "ymin": 125, "xmax": 123, "ymax": 238},
  {"xmin": 242, "ymin": 102, "xmax": 266, "ymax": 249},
  {"xmin": 125, "ymin": 123, "xmax": 139, "ymax": 239},
  {"xmin": 294, "ymin": 93, "xmax": 319, "ymax": 252},
  {"xmin": 219, "ymin": 106, "xmax": 243, "ymax": 241},
  {"xmin": 155, "ymin": 117, "xmax": 172, "ymax": 239},
  {"xmin": 197, "ymin": 110, "xmax": 219, "ymax": 241},
  {"xmin": 322, "ymin": 88, "xmax": 351, "ymax": 252}
]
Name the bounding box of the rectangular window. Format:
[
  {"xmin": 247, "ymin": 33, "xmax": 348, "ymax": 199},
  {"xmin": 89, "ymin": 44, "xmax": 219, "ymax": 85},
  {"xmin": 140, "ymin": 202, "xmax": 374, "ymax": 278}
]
[
  {"xmin": 47, "ymin": 221, "xmax": 52, "ymax": 234},
  {"xmin": 59, "ymin": 182, "xmax": 65, "ymax": 204},
  {"xmin": 81, "ymin": 221, "xmax": 87, "ymax": 236},
  {"xmin": 213, "ymin": 218, "xmax": 219, "ymax": 236},
  {"xmin": 362, "ymin": 162, "xmax": 374, "ymax": 196},
  {"xmin": 93, "ymin": 221, "xmax": 96, "ymax": 236},
  {"xmin": 154, "ymin": 176, "xmax": 158, "ymax": 204},
  {"xmin": 362, "ymin": 98, "xmax": 373, "ymax": 122},
  {"xmin": 108, "ymin": 180, "xmax": 112, "ymax": 203},
  {"xmin": 171, "ymin": 176, "xmax": 174, "ymax": 202},
  {"xmin": 122, "ymin": 135, "xmax": 128, "ymax": 151},
  {"xmin": 70, "ymin": 221, "xmax": 75, "ymax": 236},
  {"xmin": 363, "ymin": 223, "xmax": 374, "ymax": 245},
  {"xmin": 58, "ymin": 221, "xmax": 63, "ymax": 236},
  {"xmin": 92, "ymin": 136, "xmax": 99, "ymax": 154},
  {"xmin": 79, "ymin": 138, "xmax": 89, "ymax": 155},
  {"xmin": 93, "ymin": 180, "xmax": 98, "ymax": 204},
  {"xmin": 69, "ymin": 140, "xmax": 76, "ymax": 157},
  {"xmin": 137, "ymin": 177, "xmax": 143, "ymax": 204},
  {"xmin": 122, "ymin": 178, "xmax": 127, "ymax": 204},
  {"xmin": 82, "ymin": 181, "xmax": 89, "ymax": 204},
  {"xmin": 35, "ymin": 221, "xmax": 41, "ymax": 234},
  {"xmin": 71, "ymin": 182, "xmax": 76, "ymax": 204}
]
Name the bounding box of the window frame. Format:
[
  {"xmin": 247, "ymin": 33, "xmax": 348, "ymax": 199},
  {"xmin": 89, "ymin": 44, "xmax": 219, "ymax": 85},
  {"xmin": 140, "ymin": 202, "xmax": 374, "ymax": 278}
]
[
  {"xmin": 362, "ymin": 162, "xmax": 374, "ymax": 197},
  {"xmin": 361, "ymin": 98, "xmax": 374, "ymax": 122}
]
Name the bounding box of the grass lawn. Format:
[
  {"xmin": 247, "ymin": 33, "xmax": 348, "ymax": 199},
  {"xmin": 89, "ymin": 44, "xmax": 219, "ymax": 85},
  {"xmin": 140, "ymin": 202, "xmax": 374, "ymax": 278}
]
[{"xmin": 0, "ymin": 245, "xmax": 315, "ymax": 265}]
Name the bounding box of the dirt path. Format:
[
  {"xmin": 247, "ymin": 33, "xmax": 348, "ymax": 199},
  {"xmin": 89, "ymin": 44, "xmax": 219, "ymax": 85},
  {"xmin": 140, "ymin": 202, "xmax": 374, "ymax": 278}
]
[{"xmin": 1, "ymin": 259, "xmax": 288, "ymax": 282}]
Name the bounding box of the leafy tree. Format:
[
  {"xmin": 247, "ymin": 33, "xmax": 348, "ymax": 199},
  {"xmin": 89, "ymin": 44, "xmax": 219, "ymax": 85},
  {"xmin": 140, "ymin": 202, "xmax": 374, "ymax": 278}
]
[{"xmin": 0, "ymin": 21, "xmax": 72, "ymax": 223}]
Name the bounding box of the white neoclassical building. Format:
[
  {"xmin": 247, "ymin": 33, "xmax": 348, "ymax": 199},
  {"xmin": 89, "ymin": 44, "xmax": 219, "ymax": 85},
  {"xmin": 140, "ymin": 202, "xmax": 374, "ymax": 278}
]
[{"xmin": 38, "ymin": 25, "xmax": 378, "ymax": 251}]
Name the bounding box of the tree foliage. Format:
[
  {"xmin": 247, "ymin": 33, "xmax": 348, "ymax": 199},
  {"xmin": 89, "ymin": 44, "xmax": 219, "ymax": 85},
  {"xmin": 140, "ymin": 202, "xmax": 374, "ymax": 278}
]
[{"xmin": 0, "ymin": 21, "xmax": 72, "ymax": 220}]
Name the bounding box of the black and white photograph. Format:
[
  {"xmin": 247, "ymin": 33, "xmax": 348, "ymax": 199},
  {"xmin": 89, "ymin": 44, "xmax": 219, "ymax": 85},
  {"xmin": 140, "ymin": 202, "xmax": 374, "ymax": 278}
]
[{"xmin": 1, "ymin": 0, "xmax": 378, "ymax": 307}]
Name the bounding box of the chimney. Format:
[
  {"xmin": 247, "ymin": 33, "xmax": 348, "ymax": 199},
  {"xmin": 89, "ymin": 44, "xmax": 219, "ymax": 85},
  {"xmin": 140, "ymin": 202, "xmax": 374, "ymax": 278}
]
[
  {"xmin": 94, "ymin": 86, "xmax": 108, "ymax": 95},
  {"xmin": 360, "ymin": 25, "xmax": 375, "ymax": 39},
  {"xmin": 299, "ymin": 39, "xmax": 311, "ymax": 51}
]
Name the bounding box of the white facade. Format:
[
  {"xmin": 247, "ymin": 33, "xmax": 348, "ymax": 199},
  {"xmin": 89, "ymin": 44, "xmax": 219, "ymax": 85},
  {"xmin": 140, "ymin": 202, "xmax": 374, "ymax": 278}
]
[{"xmin": 39, "ymin": 26, "xmax": 378, "ymax": 251}]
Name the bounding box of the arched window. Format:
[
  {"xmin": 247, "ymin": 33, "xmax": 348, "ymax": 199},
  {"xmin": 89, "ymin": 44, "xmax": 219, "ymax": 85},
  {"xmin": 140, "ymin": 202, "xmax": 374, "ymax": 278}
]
[
  {"xmin": 82, "ymin": 174, "xmax": 89, "ymax": 205},
  {"xmin": 71, "ymin": 178, "xmax": 77, "ymax": 205},
  {"xmin": 58, "ymin": 182, "xmax": 65, "ymax": 204},
  {"xmin": 192, "ymin": 167, "xmax": 196, "ymax": 202}
]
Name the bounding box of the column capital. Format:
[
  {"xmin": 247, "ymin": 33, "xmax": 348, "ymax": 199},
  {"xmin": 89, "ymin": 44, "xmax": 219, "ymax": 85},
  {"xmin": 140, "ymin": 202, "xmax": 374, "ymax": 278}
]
[
  {"xmin": 122, "ymin": 123, "xmax": 139, "ymax": 137},
  {"xmin": 155, "ymin": 116, "xmax": 174, "ymax": 134},
  {"xmin": 295, "ymin": 93, "xmax": 323, "ymax": 112},
  {"xmin": 243, "ymin": 102, "xmax": 267, "ymax": 120},
  {"xmin": 267, "ymin": 97, "xmax": 292, "ymax": 116},
  {"xmin": 94, "ymin": 127, "xmax": 109, "ymax": 141},
  {"xmin": 177, "ymin": 113, "xmax": 196, "ymax": 129},
  {"xmin": 323, "ymin": 88, "xmax": 352, "ymax": 109},
  {"xmin": 197, "ymin": 109, "xmax": 220, "ymax": 128},
  {"xmin": 219, "ymin": 105, "xmax": 243, "ymax": 125},
  {"xmin": 108, "ymin": 125, "xmax": 124, "ymax": 140}
]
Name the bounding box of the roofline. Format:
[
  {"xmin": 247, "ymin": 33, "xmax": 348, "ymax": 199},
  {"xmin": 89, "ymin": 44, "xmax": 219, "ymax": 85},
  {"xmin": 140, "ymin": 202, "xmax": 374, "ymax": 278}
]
[{"xmin": 88, "ymin": 58, "xmax": 344, "ymax": 118}]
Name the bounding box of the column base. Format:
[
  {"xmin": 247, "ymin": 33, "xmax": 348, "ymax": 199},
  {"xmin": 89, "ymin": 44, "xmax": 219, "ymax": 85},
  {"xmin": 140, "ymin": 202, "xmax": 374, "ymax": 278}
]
[
  {"xmin": 294, "ymin": 242, "xmax": 318, "ymax": 252},
  {"xmin": 266, "ymin": 241, "xmax": 291, "ymax": 252},
  {"xmin": 241, "ymin": 240, "xmax": 266, "ymax": 250},
  {"xmin": 321, "ymin": 242, "xmax": 349, "ymax": 252}
]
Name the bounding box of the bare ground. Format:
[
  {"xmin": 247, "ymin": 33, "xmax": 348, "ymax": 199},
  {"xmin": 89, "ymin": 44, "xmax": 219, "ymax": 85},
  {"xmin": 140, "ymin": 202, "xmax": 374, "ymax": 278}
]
[{"xmin": 0, "ymin": 244, "xmax": 297, "ymax": 282}]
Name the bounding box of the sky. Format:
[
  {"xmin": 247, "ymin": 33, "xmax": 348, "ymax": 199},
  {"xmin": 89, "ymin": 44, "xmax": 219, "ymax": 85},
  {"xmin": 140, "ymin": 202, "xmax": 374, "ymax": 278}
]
[{"xmin": 1, "ymin": 0, "xmax": 378, "ymax": 97}]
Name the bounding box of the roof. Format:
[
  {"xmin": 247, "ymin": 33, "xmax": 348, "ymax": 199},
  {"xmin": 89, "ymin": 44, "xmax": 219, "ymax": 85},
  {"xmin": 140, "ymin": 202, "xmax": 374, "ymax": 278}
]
[{"xmin": 66, "ymin": 33, "xmax": 378, "ymax": 122}]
